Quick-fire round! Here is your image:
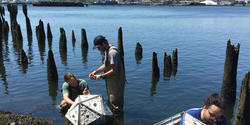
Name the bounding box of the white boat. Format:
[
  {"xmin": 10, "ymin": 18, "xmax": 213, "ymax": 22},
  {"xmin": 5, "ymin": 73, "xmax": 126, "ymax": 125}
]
[
  {"xmin": 154, "ymin": 112, "xmax": 184, "ymax": 125},
  {"xmin": 154, "ymin": 111, "xmax": 206, "ymax": 125}
]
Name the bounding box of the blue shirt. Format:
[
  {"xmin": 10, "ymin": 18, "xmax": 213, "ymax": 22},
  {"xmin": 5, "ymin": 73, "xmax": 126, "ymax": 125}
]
[{"xmin": 179, "ymin": 108, "xmax": 227, "ymax": 125}]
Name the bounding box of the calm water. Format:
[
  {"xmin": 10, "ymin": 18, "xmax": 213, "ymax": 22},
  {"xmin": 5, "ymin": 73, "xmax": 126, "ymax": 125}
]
[{"xmin": 1, "ymin": 5, "xmax": 250, "ymax": 125}]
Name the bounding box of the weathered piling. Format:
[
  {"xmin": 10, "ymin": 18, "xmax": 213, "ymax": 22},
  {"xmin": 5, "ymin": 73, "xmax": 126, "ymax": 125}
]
[
  {"xmin": 0, "ymin": 17, "xmax": 2, "ymax": 41},
  {"xmin": 172, "ymin": 48, "xmax": 178, "ymax": 76},
  {"xmin": 151, "ymin": 52, "xmax": 160, "ymax": 96},
  {"xmin": 16, "ymin": 23, "xmax": 23, "ymax": 44},
  {"xmin": 233, "ymin": 71, "xmax": 250, "ymax": 125},
  {"xmin": 59, "ymin": 28, "xmax": 67, "ymax": 52},
  {"xmin": 72, "ymin": 30, "xmax": 76, "ymax": 48},
  {"xmin": 59, "ymin": 28, "xmax": 67, "ymax": 65},
  {"xmin": 163, "ymin": 52, "xmax": 172, "ymax": 77},
  {"xmin": 47, "ymin": 49, "xmax": 58, "ymax": 82},
  {"xmin": 36, "ymin": 19, "xmax": 46, "ymax": 44},
  {"xmin": 26, "ymin": 17, "xmax": 32, "ymax": 42},
  {"xmin": 118, "ymin": 27, "xmax": 125, "ymax": 68},
  {"xmin": 0, "ymin": 5, "xmax": 5, "ymax": 18},
  {"xmin": 47, "ymin": 23, "xmax": 52, "ymax": 49},
  {"xmin": 7, "ymin": 4, "xmax": 18, "ymax": 25},
  {"xmin": 118, "ymin": 27, "xmax": 126, "ymax": 81},
  {"xmin": 2, "ymin": 19, "xmax": 9, "ymax": 41},
  {"xmin": 221, "ymin": 40, "xmax": 240, "ymax": 104},
  {"xmin": 152, "ymin": 52, "xmax": 160, "ymax": 81},
  {"xmin": 7, "ymin": 4, "xmax": 19, "ymax": 43},
  {"xmin": 23, "ymin": 4, "xmax": 32, "ymax": 42},
  {"xmin": 11, "ymin": 23, "xmax": 23, "ymax": 50},
  {"xmin": 135, "ymin": 42, "xmax": 143, "ymax": 62},
  {"xmin": 81, "ymin": 28, "xmax": 88, "ymax": 49}
]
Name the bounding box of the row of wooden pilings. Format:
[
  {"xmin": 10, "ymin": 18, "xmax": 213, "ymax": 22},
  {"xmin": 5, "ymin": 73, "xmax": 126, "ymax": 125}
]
[{"xmin": 1, "ymin": 4, "xmax": 250, "ymax": 124}]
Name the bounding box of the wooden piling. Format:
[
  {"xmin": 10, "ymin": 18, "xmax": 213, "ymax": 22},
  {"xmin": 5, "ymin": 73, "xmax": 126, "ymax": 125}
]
[
  {"xmin": 81, "ymin": 28, "xmax": 88, "ymax": 49},
  {"xmin": 22, "ymin": 4, "xmax": 27, "ymax": 17},
  {"xmin": 59, "ymin": 28, "xmax": 67, "ymax": 52},
  {"xmin": 0, "ymin": 5, "xmax": 5, "ymax": 17},
  {"xmin": 164, "ymin": 52, "xmax": 172, "ymax": 77},
  {"xmin": 151, "ymin": 52, "xmax": 160, "ymax": 96},
  {"xmin": 47, "ymin": 49, "xmax": 58, "ymax": 82},
  {"xmin": 0, "ymin": 17, "xmax": 2, "ymax": 41},
  {"xmin": 172, "ymin": 48, "xmax": 178, "ymax": 76},
  {"xmin": 22, "ymin": 4, "xmax": 32, "ymax": 43},
  {"xmin": 221, "ymin": 40, "xmax": 240, "ymax": 104},
  {"xmin": 16, "ymin": 23, "xmax": 23, "ymax": 43},
  {"xmin": 59, "ymin": 28, "xmax": 67, "ymax": 65},
  {"xmin": 135, "ymin": 42, "xmax": 142, "ymax": 62},
  {"xmin": 7, "ymin": 4, "xmax": 18, "ymax": 25},
  {"xmin": 36, "ymin": 19, "xmax": 46, "ymax": 44},
  {"xmin": 233, "ymin": 71, "xmax": 250, "ymax": 125},
  {"xmin": 72, "ymin": 30, "xmax": 76, "ymax": 48},
  {"xmin": 118, "ymin": 27, "xmax": 126, "ymax": 81},
  {"xmin": 47, "ymin": 23, "xmax": 52, "ymax": 49},
  {"xmin": 118, "ymin": 27, "xmax": 125, "ymax": 67},
  {"xmin": 152, "ymin": 52, "xmax": 160, "ymax": 80},
  {"xmin": 2, "ymin": 19, "xmax": 9, "ymax": 41}
]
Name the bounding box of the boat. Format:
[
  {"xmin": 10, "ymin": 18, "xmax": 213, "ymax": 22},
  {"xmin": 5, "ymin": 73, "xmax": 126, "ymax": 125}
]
[
  {"xmin": 154, "ymin": 112, "xmax": 184, "ymax": 125},
  {"xmin": 154, "ymin": 110, "xmax": 206, "ymax": 125}
]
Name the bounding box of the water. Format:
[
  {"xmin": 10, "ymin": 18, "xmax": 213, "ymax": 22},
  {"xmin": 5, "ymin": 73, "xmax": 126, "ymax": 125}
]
[{"xmin": 1, "ymin": 5, "xmax": 250, "ymax": 124}]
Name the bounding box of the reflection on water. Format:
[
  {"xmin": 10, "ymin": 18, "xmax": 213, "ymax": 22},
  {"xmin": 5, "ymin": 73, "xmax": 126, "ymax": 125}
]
[
  {"xmin": 48, "ymin": 80, "xmax": 58, "ymax": 105},
  {"xmin": 0, "ymin": 42, "xmax": 8, "ymax": 94},
  {"xmin": 172, "ymin": 66, "xmax": 177, "ymax": 77},
  {"xmin": 135, "ymin": 54, "xmax": 142, "ymax": 64},
  {"xmin": 19, "ymin": 49, "xmax": 28, "ymax": 74},
  {"xmin": 38, "ymin": 42, "xmax": 45, "ymax": 64},
  {"xmin": 3, "ymin": 39, "xmax": 10, "ymax": 62},
  {"xmin": 81, "ymin": 48, "xmax": 88, "ymax": 64},
  {"xmin": 150, "ymin": 77, "xmax": 159, "ymax": 96},
  {"xmin": 60, "ymin": 49, "xmax": 67, "ymax": 66},
  {"xmin": 28, "ymin": 39, "xmax": 33, "ymax": 64}
]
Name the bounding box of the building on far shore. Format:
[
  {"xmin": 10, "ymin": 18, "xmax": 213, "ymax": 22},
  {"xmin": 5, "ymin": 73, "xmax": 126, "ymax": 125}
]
[{"xmin": 200, "ymin": 0, "xmax": 217, "ymax": 5}]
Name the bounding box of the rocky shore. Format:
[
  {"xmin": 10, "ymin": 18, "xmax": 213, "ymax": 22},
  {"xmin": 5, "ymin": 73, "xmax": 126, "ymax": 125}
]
[{"xmin": 0, "ymin": 111, "xmax": 55, "ymax": 125}]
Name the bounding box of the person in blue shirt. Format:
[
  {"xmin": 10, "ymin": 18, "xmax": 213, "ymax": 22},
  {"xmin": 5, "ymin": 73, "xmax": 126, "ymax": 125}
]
[{"xmin": 180, "ymin": 93, "xmax": 227, "ymax": 125}]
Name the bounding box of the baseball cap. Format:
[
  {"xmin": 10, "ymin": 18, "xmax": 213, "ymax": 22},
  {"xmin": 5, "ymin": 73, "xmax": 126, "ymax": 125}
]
[{"xmin": 93, "ymin": 35, "xmax": 106, "ymax": 49}]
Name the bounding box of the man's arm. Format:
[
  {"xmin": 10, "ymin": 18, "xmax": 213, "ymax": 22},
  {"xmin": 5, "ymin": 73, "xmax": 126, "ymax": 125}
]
[
  {"xmin": 89, "ymin": 64, "xmax": 105, "ymax": 79},
  {"xmin": 63, "ymin": 93, "xmax": 74, "ymax": 105},
  {"xmin": 101, "ymin": 64, "xmax": 116, "ymax": 78}
]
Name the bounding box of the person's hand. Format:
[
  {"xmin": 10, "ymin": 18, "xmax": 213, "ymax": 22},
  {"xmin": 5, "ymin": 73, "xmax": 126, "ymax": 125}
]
[
  {"xmin": 89, "ymin": 70, "xmax": 96, "ymax": 80},
  {"xmin": 94, "ymin": 74, "xmax": 104, "ymax": 80},
  {"xmin": 83, "ymin": 88, "xmax": 90, "ymax": 95}
]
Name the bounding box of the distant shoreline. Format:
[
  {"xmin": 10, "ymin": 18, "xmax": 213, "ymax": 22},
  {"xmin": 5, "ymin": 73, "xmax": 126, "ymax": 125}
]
[{"xmin": 1, "ymin": 1, "xmax": 250, "ymax": 7}]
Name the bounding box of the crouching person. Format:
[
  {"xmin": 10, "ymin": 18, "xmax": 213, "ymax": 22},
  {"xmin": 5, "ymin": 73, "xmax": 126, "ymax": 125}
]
[
  {"xmin": 59, "ymin": 72, "xmax": 90, "ymax": 112},
  {"xmin": 180, "ymin": 92, "xmax": 227, "ymax": 125}
]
